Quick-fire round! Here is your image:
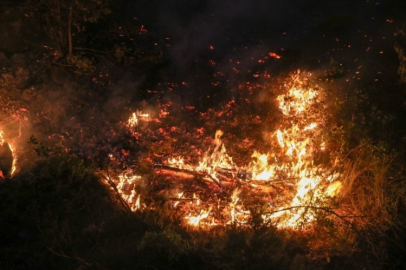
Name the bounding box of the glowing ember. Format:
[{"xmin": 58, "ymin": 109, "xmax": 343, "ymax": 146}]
[{"xmin": 269, "ymin": 52, "xmax": 281, "ymax": 59}]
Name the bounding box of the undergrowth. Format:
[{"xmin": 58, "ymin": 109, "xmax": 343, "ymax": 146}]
[{"xmin": 2, "ymin": 150, "xmax": 404, "ymax": 270}]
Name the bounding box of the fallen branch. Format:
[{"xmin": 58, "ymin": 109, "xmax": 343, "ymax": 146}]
[
  {"xmin": 264, "ymin": 205, "xmax": 360, "ymax": 232},
  {"xmin": 152, "ymin": 165, "xmax": 225, "ymax": 189},
  {"xmin": 103, "ymin": 165, "xmax": 159, "ymax": 232},
  {"xmin": 104, "ymin": 166, "xmax": 132, "ymax": 213}
]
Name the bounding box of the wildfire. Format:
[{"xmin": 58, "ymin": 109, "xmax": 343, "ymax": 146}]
[
  {"xmin": 115, "ymin": 71, "xmax": 342, "ymax": 229},
  {"xmin": 196, "ymin": 130, "xmax": 236, "ymax": 173},
  {"xmin": 247, "ymin": 72, "xmax": 341, "ymax": 228}
]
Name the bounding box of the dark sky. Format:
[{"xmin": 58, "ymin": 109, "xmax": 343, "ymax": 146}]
[
  {"xmin": 132, "ymin": 0, "xmax": 403, "ymax": 67},
  {"xmin": 112, "ymin": 0, "xmax": 406, "ymax": 108}
]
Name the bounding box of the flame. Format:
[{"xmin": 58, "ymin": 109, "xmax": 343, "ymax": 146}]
[
  {"xmin": 119, "ymin": 71, "xmax": 342, "ymax": 229},
  {"xmin": 249, "ymin": 71, "xmax": 341, "ymax": 228},
  {"xmin": 128, "ymin": 112, "xmax": 138, "ymax": 128},
  {"xmin": 9, "ymin": 143, "xmax": 17, "ymax": 176},
  {"xmin": 230, "ymin": 188, "xmax": 241, "ymax": 224},
  {"xmin": 173, "ymin": 192, "xmax": 184, "ymax": 208},
  {"xmin": 0, "ymin": 129, "xmax": 17, "ymax": 178},
  {"xmin": 250, "ymin": 151, "xmax": 276, "ymax": 181},
  {"xmin": 107, "ymin": 171, "xmax": 144, "ymax": 211},
  {"xmin": 185, "ymin": 207, "xmax": 212, "ymax": 226},
  {"xmin": 167, "ymin": 156, "xmax": 185, "ymax": 169},
  {"xmin": 197, "ymin": 130, "xmax": 236, "ymax": 173},
  {"xmin": 127, "ymin": 110, "xmax": 150, "ymax": 136}
]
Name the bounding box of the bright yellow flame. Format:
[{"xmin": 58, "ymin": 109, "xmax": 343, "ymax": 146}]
[
  {"xmin": 276, "ymin": 129, "xmax": 284, "ymax": 147},
  {"xmin": 325, "ymin": 181, "xmax": 342, "ymax": 197},
  {"xmin": 8, "ymin": 143, "xmax": 17, "ymax": 176},
  {"xmin": 167, "ymin": 157, "xmax": 184, "ymax": 169},
  {"xmin": 0, "ymin": 129, "xmax": 17, "ymax": 177},
  {"xmin": 185, "ymin": 207, "xmax": 212, "ymax": 226},
  {"xmin": 109, "ymin": 171, "xmax": 144, "ymax": 212},
  {"xmin": 230, "ymin": 188, "xmax": 241, "ymax": 223},
  {"xmin": 249, "ymin": 71, "xmax": 341, "ymax": 228},
  {"xmin": 0, "ymin": 130, "xmax": 4, "ymax": 144},
  {"xmin": 128, "ymin": 112, "xmax": 138, "ymax": 127},
  {"xmin": 127, "ymin": 111, "xmax": 150, "ymax": 130},
  {"xmin": 129, "ymin": 71, "xmax": 342, "ymax": 229}
]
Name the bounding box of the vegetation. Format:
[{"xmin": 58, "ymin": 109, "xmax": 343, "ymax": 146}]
[{"xmin": 1, "ymin": 1, "xmax": 406, "ymax": 270}]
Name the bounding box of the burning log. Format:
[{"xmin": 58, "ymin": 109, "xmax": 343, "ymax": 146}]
[{"xmin": 152, "ymin": 166, "xmax": 227, "ymax": 190}]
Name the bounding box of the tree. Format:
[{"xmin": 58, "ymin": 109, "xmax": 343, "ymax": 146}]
[{"xmin": 26, "ymin": 0, "xmax": 111, "ymax": 72}]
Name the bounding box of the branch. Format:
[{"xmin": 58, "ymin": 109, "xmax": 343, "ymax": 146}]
[
  {"xmin": 265, "ymin": 204, "xmax": 360, "ymax": 232},
  {"xmin": 152, "ymin": 165, "xmax": 225, "ymax": 190},
  {"xmin": 104, "ymin": 165, "xmax": 132, "ymax": 213},
  {"xmin": 103, "ymin": 165, "xmax": 159, "ymax": 232}
]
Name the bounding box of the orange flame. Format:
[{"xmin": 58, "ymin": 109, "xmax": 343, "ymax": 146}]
[
  {"xmin": 121, "ymin": 71, "xmax": 342, "ymax": 229},
  {"xmin": 0, "ymin": 129, "xmax": 17, "ymax": 178}
]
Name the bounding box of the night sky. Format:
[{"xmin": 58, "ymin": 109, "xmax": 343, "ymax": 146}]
[{"xmin": 108, "ymin": 0, "xmax": 405, "ymax": 107}]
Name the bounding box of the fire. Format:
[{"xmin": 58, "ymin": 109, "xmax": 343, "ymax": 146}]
[
  {"xmin": 0, "ymin": 129, "xmax": 17, "ymax": 178},
  {"xmin": 127, "ymin": 110, "xmax": 150, "ymax": 137},
  {"xmin": 116, "ymin": 71, "xmax": 342, "ymax": 229},
  {"xmin": 167, "ymin": 156, "xmax": 185, "ymax": 169},
  {"xmin": 197, "ymin": 130, "xmax": 236, "ymax": 173},
  {"xmin": 128, "ymin": 112, "xmax": 138, "ymax": 128},
  {"xmin": 9, "ymin": 143, "xmax": 17, "ymax": 176},
  {"xmin": 250, "ymin": 151, "xmax": 276, "ymax": 181},
  {"xmin": 251, "ymin": 71, "xmax": 341, "ymax": 228},
  {"xmin": 107, "ymin": 170, "xmax": 144, "ymax": 211},
  {"xmin": 185, "ymin": 207, "xmax": 212, "ymax": 226}
]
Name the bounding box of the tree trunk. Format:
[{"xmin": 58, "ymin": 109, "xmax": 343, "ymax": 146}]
[{"xmin": 68, "ymin": 3, "xmax": 73, "ymax": 58}]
